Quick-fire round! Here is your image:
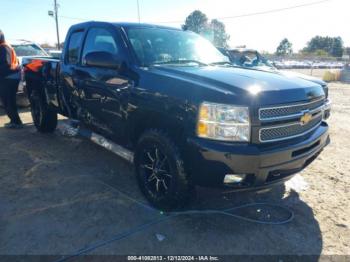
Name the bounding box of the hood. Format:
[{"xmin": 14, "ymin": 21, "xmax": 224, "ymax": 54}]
[
  {"xmin": 278, "ymin": 70, "xmax": 326, "ymax": 86},
  {"xmin": 238, "ymin": 65, "xmax": 326, "ymax": 87},
  {"xmin": 150, "ymin": 65, "xmax": 325, "ymax": 105}
]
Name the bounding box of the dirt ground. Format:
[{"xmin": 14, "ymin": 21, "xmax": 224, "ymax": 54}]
[{"xmin": 0, "ymin": 82, "xmax": 349, "ymax": 259}]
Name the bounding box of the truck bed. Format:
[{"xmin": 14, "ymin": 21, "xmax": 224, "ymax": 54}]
[{"xmin": 24, "ymin": 57, "xmax": 62, "ymax": 112}]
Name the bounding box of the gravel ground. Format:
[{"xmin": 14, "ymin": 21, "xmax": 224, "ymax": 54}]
[{"xmin": 0, "ymin": 82, "xmax": 349, "ymax": 259}]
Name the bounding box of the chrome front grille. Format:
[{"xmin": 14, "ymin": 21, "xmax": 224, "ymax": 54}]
[
  {"xmin": 258, "ymin": 98, "xmax": 325, "ymax": 143},
  {"xmin": 259, "ymin": 114, "xmax": 323, "ymax": 142},
  {"xmin": 259, "ymin": 98, "xmax": 325, "ymax": 121}
]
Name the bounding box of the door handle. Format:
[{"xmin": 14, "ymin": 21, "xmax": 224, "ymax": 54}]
[
  {"xmin": 116, "ymin": 86, "xmax": 130, "ymax": 92},
  {"xmin": 100, "ymin": 96, "xmax": 108, "ymax": 103}
]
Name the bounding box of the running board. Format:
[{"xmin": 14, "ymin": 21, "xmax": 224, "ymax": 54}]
[{"xmin": 59, "ymin": 121, "xmax": 134, "ymax": 163}]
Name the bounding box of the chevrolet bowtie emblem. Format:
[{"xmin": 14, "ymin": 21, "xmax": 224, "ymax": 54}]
[{"xmin": 300, "ymin": 111, "xmax": 312, "ymax": 125}]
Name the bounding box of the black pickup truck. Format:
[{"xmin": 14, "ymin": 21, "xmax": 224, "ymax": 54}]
[{"xmin": 24, "ymin": 21, "xmax": 331, "ymax": 209}]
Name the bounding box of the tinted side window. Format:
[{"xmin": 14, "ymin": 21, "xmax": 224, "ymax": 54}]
[
  {"xmin": 67, "ymin": 31, "xmax": 84, "ymax": 64},
  {"xmin": 82, "ymin": 28, "xmax": 118, "ymax": 60}
]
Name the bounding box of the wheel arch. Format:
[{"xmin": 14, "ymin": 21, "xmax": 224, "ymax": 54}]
[{"xmin": 128, "ymin": 109, "xmax": 189, "ymax": 150}]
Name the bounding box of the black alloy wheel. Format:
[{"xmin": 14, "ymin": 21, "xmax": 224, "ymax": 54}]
[
  {"xmin": 140, "ymin": 145, "xmax": 172, "ymax": 198},
  {"xmin": 135, "ymin": 129, "xmax": 194, "ymax": 210}
]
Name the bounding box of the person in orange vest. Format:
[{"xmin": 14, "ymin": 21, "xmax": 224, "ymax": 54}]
[{"xmin": 0, "ymin": 29, "xmax": 23, "ymax": 128}]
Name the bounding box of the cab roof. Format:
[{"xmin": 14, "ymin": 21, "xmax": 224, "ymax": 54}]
[{"xmin": 70, "ymin": 21, "xmax": 181, "ymax": 31}]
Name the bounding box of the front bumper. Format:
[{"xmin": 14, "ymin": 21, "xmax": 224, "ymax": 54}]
[{"xmin": 186, "ymin": 122, "xmax": 329, "ymax": 189}]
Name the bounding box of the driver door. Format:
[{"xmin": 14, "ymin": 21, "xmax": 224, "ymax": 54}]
[{"xmin": 74, "ymin": 27, "xmax": 131, "ymax": 140}]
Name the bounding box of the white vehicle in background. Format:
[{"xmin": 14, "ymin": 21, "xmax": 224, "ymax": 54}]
[
  {"xmin": 11, "ymin": 40, "xmax": 49, "ymax": 106},
  {"xmin": 11, "ymin": 40, "xmax": 48, "ymax": 63},
  {"xmin": 47, "ymin": 50, "xmax": 62, "ymax": 59}
]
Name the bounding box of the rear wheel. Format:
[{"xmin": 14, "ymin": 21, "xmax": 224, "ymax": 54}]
[
  {"xmin": 135, "ymin": 129, "xmax": 194, "ymax": 210},
  {"xmin": 30, "ymin": 90, "xmax": 57, "ymax": 133}
]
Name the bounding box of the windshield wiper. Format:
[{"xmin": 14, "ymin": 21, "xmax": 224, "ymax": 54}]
[{"xmin": 152, "ymin": 60, "xmax": 208, "ymax": 66}]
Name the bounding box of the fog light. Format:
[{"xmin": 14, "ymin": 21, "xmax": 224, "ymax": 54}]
[{"xmin": 224, "ymin": 174, "xmax": 246, "ymax": 184}]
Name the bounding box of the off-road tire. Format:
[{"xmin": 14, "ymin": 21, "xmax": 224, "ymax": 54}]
[
  {"xmin": 135, "ymin": 129, "xmax": 194, "ymax": 210},
  {"xmin": 30, "ymin": 89, "xmax": 57, "ymax": 133}
]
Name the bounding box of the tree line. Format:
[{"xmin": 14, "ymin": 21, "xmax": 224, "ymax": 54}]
[
  {"xmin": 182, "ymin": 10, "xmax": 348, "ymax": 58},
  {"xmin": 276, "ymin": 36, "xmax": 345, "ymax": 58}
]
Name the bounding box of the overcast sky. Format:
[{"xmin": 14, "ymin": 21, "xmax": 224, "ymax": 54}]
[{"xmin": 0, "ymin": 0, "xmax": 348, "ymax": 52}]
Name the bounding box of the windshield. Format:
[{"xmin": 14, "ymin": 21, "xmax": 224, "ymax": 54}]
[
  {"xmin": 229, "ymin": 50, "xmax": 275, "ymax": 69},
  {"xmin": 126, "ymin": 27, "xmax": 229, "ymax": 66},
  {"xmin": 12, "ymin": 44, "xmax": 47, "ymax": 57}
]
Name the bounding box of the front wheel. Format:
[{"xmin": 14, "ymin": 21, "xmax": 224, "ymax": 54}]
[
  {"xmin": 135, "ymin": 129, "xmax": 194, "ymax": 210},
  {"xmin": 30, "ymin": 90, "xmax": 57, "ymax": 133}
]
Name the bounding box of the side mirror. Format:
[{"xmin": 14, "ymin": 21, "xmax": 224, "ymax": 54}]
[{"xmin": 84, "ymin": 51, "xmax": 120, "ymax": 69}]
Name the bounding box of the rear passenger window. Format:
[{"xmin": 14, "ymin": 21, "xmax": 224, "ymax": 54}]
[
  {"xmin": 82, "ymin": 28, "xmax": 118, "ymax": 61},
  {"xmin": 67, "ymin": 31, "xmax": 84, "ymax": 64}
]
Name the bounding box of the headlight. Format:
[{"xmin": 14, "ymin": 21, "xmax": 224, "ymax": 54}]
[
  {"xmin": 197, "ymin": 102, "xmax": 250, "ymax": 142},
  {"xmin": 323, "ymin": 99, "xmax": 331, "ymax": 120},
  {"xmin": 322, "ymin": 84, "xmax": 329, "ymax": 99}
]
